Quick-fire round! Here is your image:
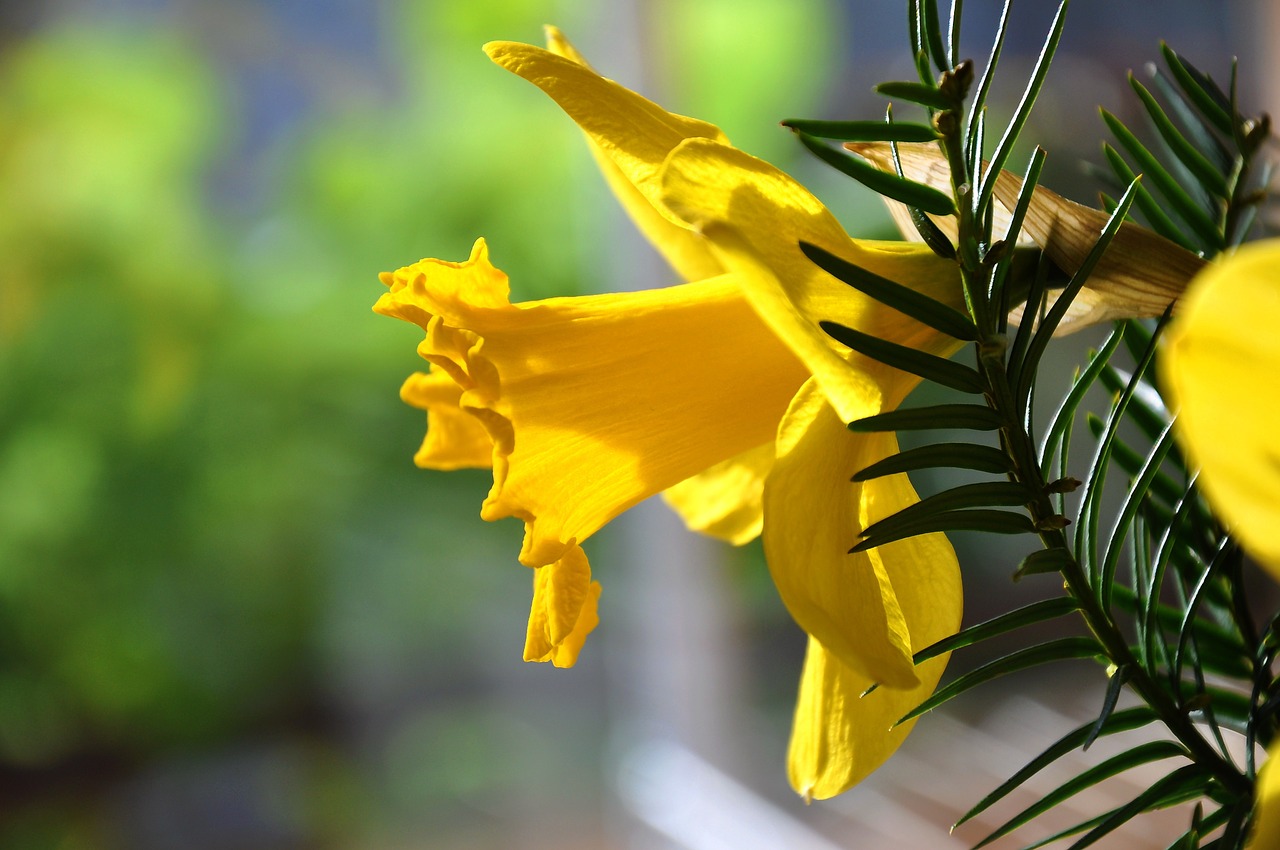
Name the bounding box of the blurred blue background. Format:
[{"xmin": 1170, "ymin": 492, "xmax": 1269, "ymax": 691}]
[{"xmin": 0, "ymin": 1, "xmax": 1269, "ymax": 847}]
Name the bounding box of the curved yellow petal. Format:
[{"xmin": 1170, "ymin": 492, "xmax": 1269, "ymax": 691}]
[
  {"xmin": 524, "ymin": 545, "xmax": 602, "ymax": 668},
  {"xmin": 400, "ymin": 369, "xmax": 493, "ymax": 470},
  {"xmin": 485, "ymin": 32, "xmax": 725, "ymax": 282},
  {"xmin": 765, "ymin": 380, "xmax": 961, "ymax": 689},
  {"xmin": 788, "ymin": 633, "xmax": 953, "ymax": 800},
  {"xmin": 662, "ymin": 442, "xmax": 773, "ymax": 545},
  {"xmin": 1163, "ymin": 240, "xmax": 1280, "ymax": 580},
  {"xmin": 778, "ymin": 390, "xmax": 961, "ymax": 796},
  {"xmin": 1250, "ymin": 739, "xmax": 1280, "ymax": 848},
  {"xmin": 374, "ymin": 238, "xmax": 810, "ymax": 568},
  {"xmin": 659, "ymin": 137, "xmax": 965, "ymax": 423}
]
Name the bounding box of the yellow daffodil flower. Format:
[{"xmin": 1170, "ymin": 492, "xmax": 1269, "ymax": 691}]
[
  {"xmin": 1160, "ymin": 240, "xmax": 1280, "ymax": 845},
  {"xmin": 375, "ymin": 240, "xmax": 810, "ymax": 667},
  {"xmin": 379, "ymin": 26, "xmax": 968, "ymax": 798},
  {"xmin": 1163, "ymin": 240, "xmax": 1280, "ymax": 579}
]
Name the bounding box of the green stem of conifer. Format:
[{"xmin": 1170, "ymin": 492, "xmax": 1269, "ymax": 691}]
[{"xmin": 935, "ymin": 114, "xmax": 1253, "ymax": 804}]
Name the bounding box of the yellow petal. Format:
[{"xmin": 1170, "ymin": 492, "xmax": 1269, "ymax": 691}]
[
  {"xmin": 1163, "ymin": 240, "xmax": 1280, "ymax": 580},
  {"xmin": 846, "ymin": 141, "xmax": 1205, "ymax": 331},
  {"xmin": 659, "ymin": 137, "xmax": 965, "ymax": 424},
  {"xmin": 765, "ymin": 380, "xmax": 961, "ymax": 689},
  {"xmin": 524, "ymin": 545, "xmax": 602, "ymax": 668},
  {"xmin": 787, "ymin": 632, "xmax": 953, "ymax": 800},
  {"xmin": 375, "ymin": 238, "xmax": 810, "ymax": 568},
  {"xmin": 485, "ymin": 32, "xmax": 725, "ymax": 282},
  {"xmin": 662, "ymin": 442, "xmax": 773, "ymax": 545},
  {"xmin": 779, "ymin": 391, "xmax": 962, "ymax": 797},
  {"xmin": 1250, "ymin": 739, "xmax": 1280, "ymax": 848},
  {"xmin": 400, "ymin": 369, "xmax": 493, "ymax": 470}
]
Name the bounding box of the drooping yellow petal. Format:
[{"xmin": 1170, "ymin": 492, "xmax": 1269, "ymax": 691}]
[
  {"xmin": 846, "ymin": 141, "xmax": 1205, "ymax": 332},
  {"xmin": 486, "ymin": 31, "xmax": 725, "ymax": 282},
  {"xmin": 788, "ymin": 632, "xmax": 953, "ymax": 800},
  {"xmin": 524, "ymin": 545, "xmax": 602, "ymax": 668},
  {"xmin": 1250, "ymin": 739, "xmax": 1280, "ymax": 848},
  {"xmin": 659, "ymin": 137, "xmax": 966, "ymax": 424},
  {"xmin": 1163, "ymin": 240, "xmax": 1280, "ymax": 580},
  {"xmin": 765, "ymin": 379, "xmax": 961, "ymax": 689},
  {"xmin": 780, "ymin": 389, "xmax": 960, "ymax": 798},
  {"xmin": 662, "ymin": 442, "xmax": 773, "ymax": 545},
  {"xmin": 375, "ymin": 238, "xmax": 811, "ymax": 569},
  {"xmin": 400, "ymin": 368, "xmax": 494, "ymax": 470}
]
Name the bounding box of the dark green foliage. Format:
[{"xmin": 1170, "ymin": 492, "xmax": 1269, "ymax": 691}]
[
  {"xmin": 847, "ymin": 403, "xmax": 1002, "ymax": 432},
  {"xmin": 990, "ymin": 147, "xmax": 1048, "ymax": 329},
  {"xmin": 819, "ymin": 321, "xmax": 984, "ymax": 391},
  {"xmin": 887, "ymin": 127, "xmax": 961, "ymax": 258},
  {"xmin": 897, "ymin": 637, "xmax": 1104, "ymax": 724},
  {"xmin": 912, "ymin": 597, "xmax": 1080, "ymax": 665},
  {"xmin": 802, "ymin": 242, "xmax": 977, "ymax": 339},
  {"xmin": 975, "ymin": 1, "xmax": 1068, "ymax": 220},
  {"xmin": 791, "ymin": 3, "xmax": 1270, "ymax": 845},
  {"xmin": 1099, "ymin": 44, "xmax": 1271, "ymax": 253},
  {"xmin": 851, "ymin": 507, "xmax": 1035, "ymax": 552},
  {"xmin": 793, "ymin": 130, "xmax": 956, "ymax": 213},
  {"xmin": 780, "ymin": 118, "xmax": 939, "ymax": 142},
  {"xmin": 955, "ymin": 707, "xmax": 1159, "ymax": 827},
  {"xmin": 852, "ymin": 442, "xmax": 1012, "ymax": 481},
  {"xmin": 875, "ymin": 80, "xmax": 954, "ymax": 111},
  {"xmin": 974, "ymin": 741, "xmax": 1191, "ymax": 848}
]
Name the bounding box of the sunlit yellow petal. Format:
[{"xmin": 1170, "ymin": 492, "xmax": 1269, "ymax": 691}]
[
  {"xmin": 662, "ymin": 442, "xmax": 773, "ymax": 545},
  {"xmin": 524, "ymin": 545, "xmax": 602, "ymax": 668},
  {"xmin": 659, "ymin": 137, "xmax": 965, "ymax": 424},
  {"xmin": 375, "ymin": 238, "xmax": 810, "ymax": 569},
  {"xmin": 788, "ymin": 633, "xmax": 952, "ymax": 800},
  {"xmin": 780, "ymin": 389, "xmax": 961, "ymax": 797},
  {"xmin": 1163, "ymin": 240, "xmax": 1280, "ymax": 580},
  {"xmin": 400, "ymin": 369, "xmax": 493, "ymax": 470},
  {"xmin": 486, "ymin": 33, "xmax": 725, "ymax": 282},
  {"xmin": 542, "ymin": 24, "xmax": 589, "ymax": 65},
  {"xmin": 766, "ymin": 379, "xmax": 960, "ymax": 689}
]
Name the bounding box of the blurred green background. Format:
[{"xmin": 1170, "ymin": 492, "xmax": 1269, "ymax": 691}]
[
  {"xmin": 0, "ymin": 1, "xmax": 1264, "ymax": 848},
  {"xmin": 0, "ymin": 2, "xmax": 842, "ymax": 846}
]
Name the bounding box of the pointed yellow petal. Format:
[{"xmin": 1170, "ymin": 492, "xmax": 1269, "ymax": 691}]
[
  {"xmin": 375, "ymin": 238, "xmax": 810, "ymax": 568},
  {"xmin": 845, "ymin": 141, "xmax": 1206, "ymax": 331},
  {"xmin": 765, "ymin": 380, "xmax": 961, "ymax": 689},
  {"xmin": 485, "ymin": 35, "xmax": 725, "ymax": 281},
  {"xmin": 662, "ymin": 442, "xmax": 773, "ymax": 545},
  {"xmin": 1163, "ymin": 240, "xmax": 1280, "ymax": 580},
  {"xmin": 542, "ymin": 25, "xmax": 588, "ymax": 65},
  {"xmin": 524, "ymin": 545, "xmax": 602, "ymax": 668},
  {"xmin": 399, "ymin": 369, "xmax": 494, "ymax": 470},
  {"xmin": 659, "ymin": 137, "xmax": 965, "ymax": 424},
  {"xmin": 787, "ymin": 632, "xmax": 953, "ymax": 800}
]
